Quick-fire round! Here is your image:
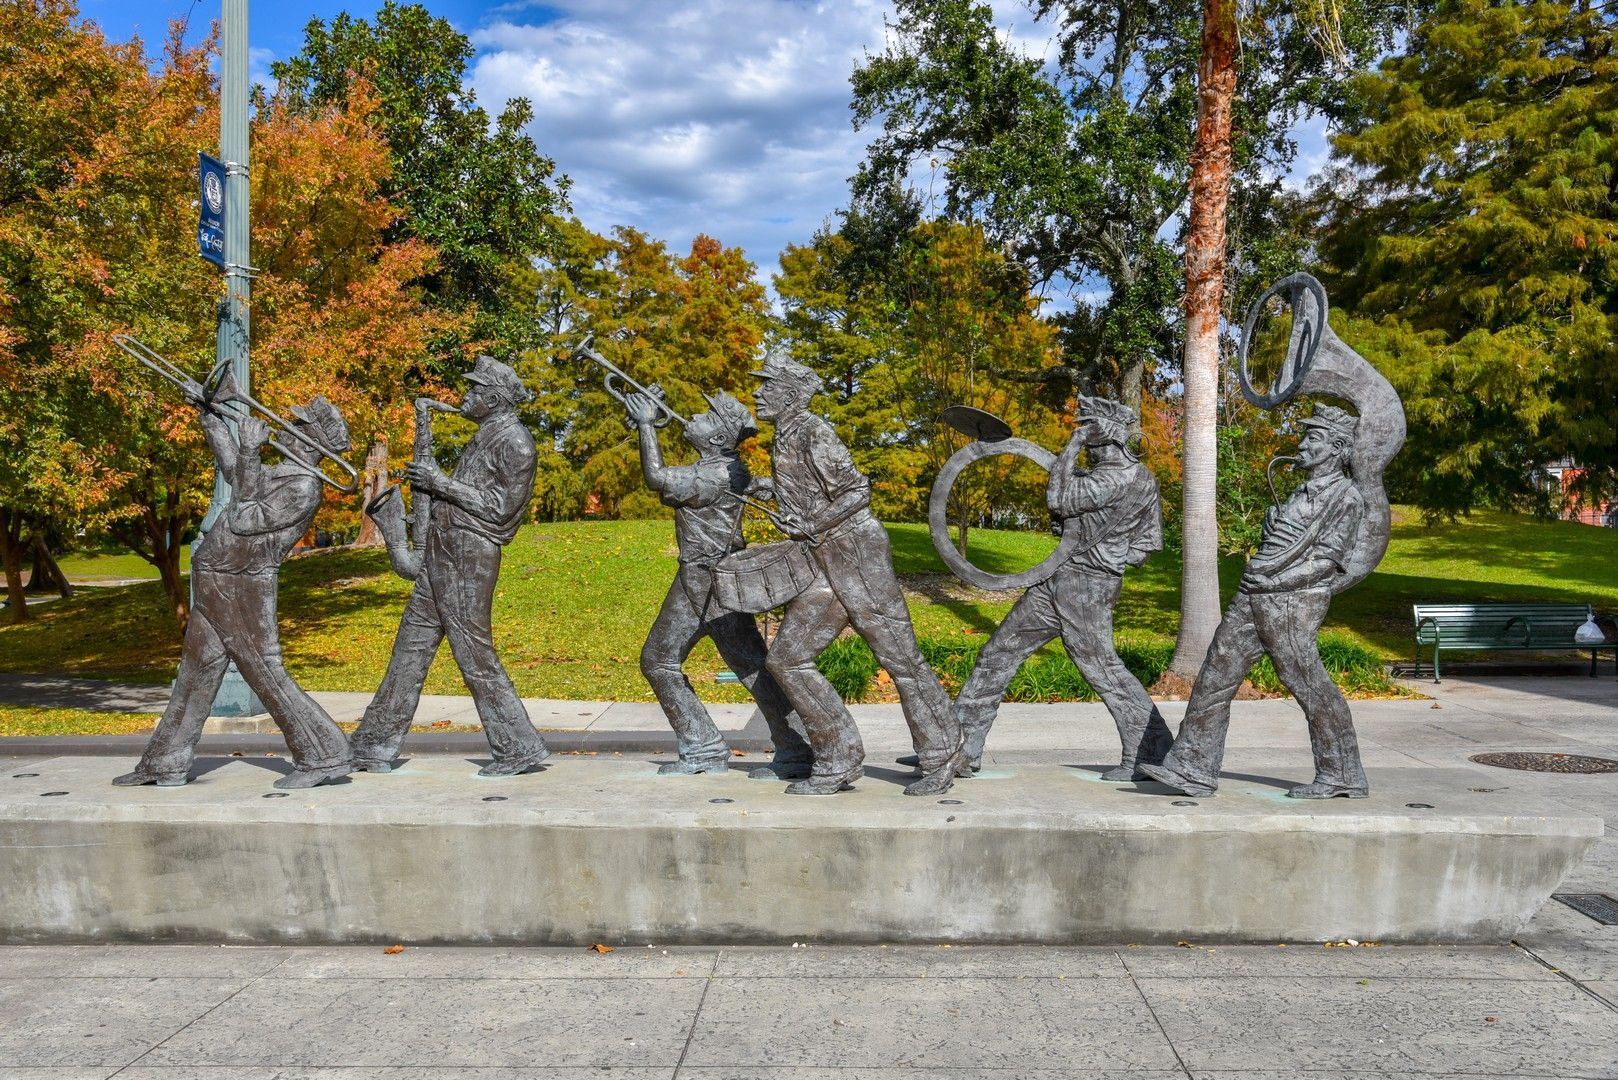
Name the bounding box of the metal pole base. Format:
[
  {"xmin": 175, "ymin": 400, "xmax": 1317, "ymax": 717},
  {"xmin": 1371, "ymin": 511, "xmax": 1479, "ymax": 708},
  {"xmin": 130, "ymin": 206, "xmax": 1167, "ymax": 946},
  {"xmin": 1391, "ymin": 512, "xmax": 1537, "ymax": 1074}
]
[{"xmin": 209, "ymin": 661, "xmax": 264, "ymax": 717}]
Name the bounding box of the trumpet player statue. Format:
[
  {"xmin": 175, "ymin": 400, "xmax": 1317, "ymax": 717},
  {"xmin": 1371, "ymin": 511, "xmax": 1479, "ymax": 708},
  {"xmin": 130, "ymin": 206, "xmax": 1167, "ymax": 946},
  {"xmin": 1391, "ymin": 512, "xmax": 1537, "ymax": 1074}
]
[
  {"xmin": 620, "ymin": 386, "xmax": 813, "ymax": 778},
  {"xmin": 350, "ymin": 356, "xmax": 550, "ymax": 777},
  {"xmin": 115, "ymin": 389, "xmax": 355, "ymax": 790},
  {"xmin": 752, "ymin": 354, "xmax": 965, "ymax": 796},
  {"xmin": 947, "ymin": 397, "xmax": 1173, "ymax": 779}
]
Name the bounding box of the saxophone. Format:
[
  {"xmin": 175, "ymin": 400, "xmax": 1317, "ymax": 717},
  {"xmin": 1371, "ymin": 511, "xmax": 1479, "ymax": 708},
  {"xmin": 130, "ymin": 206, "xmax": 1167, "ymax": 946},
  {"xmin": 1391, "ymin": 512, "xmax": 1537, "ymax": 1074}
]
[
  {"xmin": 1236, "ymin": 273, "xmax": 1407, "ymax": 594},
  {"xmin": 366, "ymin": 397, "xmax": 459, "ymax": 581}
]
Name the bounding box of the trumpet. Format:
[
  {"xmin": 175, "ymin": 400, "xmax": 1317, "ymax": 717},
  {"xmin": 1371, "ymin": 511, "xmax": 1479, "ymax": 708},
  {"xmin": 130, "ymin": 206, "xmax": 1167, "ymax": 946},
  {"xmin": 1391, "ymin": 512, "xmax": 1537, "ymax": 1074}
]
[
  {"xmin": 572, "ymin": 332, "xmax": 689, "ymax": 428},
  {"xmin": 115, "ymin": 333, "xmax": 360, "ymax": 494}
]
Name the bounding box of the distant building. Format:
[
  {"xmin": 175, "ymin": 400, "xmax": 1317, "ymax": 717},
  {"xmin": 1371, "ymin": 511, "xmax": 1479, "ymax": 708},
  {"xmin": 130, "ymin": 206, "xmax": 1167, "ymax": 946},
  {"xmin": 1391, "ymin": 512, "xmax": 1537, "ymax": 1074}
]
[{"xmin": 1539, "ymin": 460, "xmax": 1618, "ymax": 527}]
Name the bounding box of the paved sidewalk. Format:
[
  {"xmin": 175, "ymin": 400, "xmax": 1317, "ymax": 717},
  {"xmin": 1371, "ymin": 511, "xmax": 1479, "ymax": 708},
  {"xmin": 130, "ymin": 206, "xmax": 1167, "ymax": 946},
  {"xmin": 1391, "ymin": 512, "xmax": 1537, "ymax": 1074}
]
[{"xmin": 2, "ymin": 672, "xmax": 1617, "ymax": 1076}]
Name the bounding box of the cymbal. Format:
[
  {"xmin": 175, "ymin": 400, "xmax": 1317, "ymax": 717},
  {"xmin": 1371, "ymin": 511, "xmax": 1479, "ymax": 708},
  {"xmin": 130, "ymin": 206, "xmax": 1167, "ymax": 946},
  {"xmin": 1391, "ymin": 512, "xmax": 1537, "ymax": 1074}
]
[{"xmin": 939, "ymin": 405, "xmax": 1012, "ymax": 443}]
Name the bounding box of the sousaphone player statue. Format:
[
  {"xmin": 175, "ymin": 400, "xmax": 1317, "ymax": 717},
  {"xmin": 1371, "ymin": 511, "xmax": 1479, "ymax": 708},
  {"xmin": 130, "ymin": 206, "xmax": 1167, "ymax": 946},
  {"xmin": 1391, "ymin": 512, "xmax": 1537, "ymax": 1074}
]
[{"xmin": 1142, "ymin": 274, "xmax": 1406, "ymax": 799}]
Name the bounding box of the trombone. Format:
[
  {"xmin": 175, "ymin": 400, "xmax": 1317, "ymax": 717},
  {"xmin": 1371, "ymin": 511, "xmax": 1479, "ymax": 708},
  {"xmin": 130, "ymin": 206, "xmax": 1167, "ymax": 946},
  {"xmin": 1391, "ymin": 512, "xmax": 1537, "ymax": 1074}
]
[
  {"xmin": 571, "ymin": 332, "xmax": 689, "ymax": 428},
  {"xmin": 114, "ymin": 333, "xmax": 360, "ymax": 494}
]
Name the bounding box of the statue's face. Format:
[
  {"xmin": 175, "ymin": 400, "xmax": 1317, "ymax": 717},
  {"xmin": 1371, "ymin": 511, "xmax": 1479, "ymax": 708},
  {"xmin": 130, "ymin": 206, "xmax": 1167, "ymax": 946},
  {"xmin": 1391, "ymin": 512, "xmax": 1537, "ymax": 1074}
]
[
  {"xmin": 685, "ymin": 409, "xmax": 727, "ymax": 453},
  {"xmin": 1076, "ymin": 415, "xmax": 1117, "ymax": 447},
  {"xmin": 753, "ymin": 378, "xmax": 794, "ymax": 421},
  {"xmin": 1296, "ymin": 426, "xmax": 1344, "ymax": 468},
  {"xmin": 461, "ymin": 382, "xmax": 502, "ymax": 421}
]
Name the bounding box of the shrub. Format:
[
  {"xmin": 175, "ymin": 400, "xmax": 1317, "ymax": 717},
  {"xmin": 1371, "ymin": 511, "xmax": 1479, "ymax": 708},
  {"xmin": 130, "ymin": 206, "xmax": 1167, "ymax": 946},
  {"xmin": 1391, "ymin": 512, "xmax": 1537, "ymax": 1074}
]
[{"xmin": 815, "ymin": 636, "xmax": 880, "ymax": 702}]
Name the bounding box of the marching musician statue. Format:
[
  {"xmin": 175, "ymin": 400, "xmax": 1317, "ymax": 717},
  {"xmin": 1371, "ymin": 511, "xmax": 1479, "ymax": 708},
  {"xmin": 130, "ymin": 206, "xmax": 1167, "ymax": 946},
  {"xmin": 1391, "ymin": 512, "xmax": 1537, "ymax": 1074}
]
[
  {"xmin": 751, "ymin": 354, "xmax": 966, "ymax": 796},
  {"xmin": 115, "ymin": 392, "xmax": 355, "ymax": 790},
  {"xmin": 622, "ymin": 387, "xmax": 814, "ymax": 778},
  {"xmin": 1140, "ymin": 273, "xmax": 1404, "ymax": 800},
  {"xmin": 948, "ymin": 397, "xmax": 1173, "ymax": 779},
  {"xmin": 1142, "ymin": 405, "xmax": 1370, "ymax": 799},
  {"xmin": 350, "ymin": 356, "xmax": 551, "ymax": 777}
]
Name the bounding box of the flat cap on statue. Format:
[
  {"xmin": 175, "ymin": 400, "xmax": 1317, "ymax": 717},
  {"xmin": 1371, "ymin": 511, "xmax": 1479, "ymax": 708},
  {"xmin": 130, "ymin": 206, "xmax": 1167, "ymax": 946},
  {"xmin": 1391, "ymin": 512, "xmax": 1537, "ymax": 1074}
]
[
  {"xmin": 464, "ymin": 354, "xmax": 533, "ymax": 404},
  {"xmin": 1300, "ymin": 403, "xmax": 1358, "ymax": 442},
  {"xmin": 750, "ymin": 353, "xmax": 824, "ymax": 395},
  {"xmin": 1077, "ymin": 395, "xmax": 1137, "ymax": 428},
  {"xmin": 289, "ymin": 395, "xmax": 352, "ymax": 453}
]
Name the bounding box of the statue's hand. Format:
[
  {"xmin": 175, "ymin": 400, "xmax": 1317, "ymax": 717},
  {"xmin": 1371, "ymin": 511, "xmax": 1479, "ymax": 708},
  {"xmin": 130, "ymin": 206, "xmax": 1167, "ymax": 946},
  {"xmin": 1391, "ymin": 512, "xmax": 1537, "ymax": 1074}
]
[
  {"xmin": 749, "ymin": 477, "xmax": 776, "ymax": 501},
  {"xmin": 182, "ymin": 381, "xmax": 208, "ymax": 409},
  {"xmin": 624, "ymin": 390, "xmax": 661, "ymax": 425},
  {"xmin": 404, "ymin": 459, "xmax": 446, "ymax": 495},
  {"xmin": 238, "ymin": 417, "xmax": 270, "ymax": 450},
  {"xmin": 775, "ymin": 511, "xmax": 812, "ymax": 542}
]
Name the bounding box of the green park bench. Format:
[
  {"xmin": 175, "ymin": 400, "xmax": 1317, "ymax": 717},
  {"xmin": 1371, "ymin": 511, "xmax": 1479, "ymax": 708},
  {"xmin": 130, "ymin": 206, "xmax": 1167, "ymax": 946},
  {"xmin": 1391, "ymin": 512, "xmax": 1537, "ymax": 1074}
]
[{"xmin": 1412, "ymin": 602, "xmax": 1617, "ymax": 682}]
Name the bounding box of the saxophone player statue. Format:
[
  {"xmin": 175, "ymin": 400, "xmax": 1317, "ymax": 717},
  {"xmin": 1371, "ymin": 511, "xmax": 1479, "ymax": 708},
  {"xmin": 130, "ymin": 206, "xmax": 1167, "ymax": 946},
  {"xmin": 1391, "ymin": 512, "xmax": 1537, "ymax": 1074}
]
[{"xmin": 351, "ymin": 356, "xmax": 550, "ymax": 777}]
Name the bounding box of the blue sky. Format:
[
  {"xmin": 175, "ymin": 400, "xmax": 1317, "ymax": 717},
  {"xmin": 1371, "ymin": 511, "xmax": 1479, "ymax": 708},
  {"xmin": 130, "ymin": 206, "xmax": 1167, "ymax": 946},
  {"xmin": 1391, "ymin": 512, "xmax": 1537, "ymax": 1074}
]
[{"xmin": 76, "ymin": 0, "xmax": 1332, "ymax": 307}]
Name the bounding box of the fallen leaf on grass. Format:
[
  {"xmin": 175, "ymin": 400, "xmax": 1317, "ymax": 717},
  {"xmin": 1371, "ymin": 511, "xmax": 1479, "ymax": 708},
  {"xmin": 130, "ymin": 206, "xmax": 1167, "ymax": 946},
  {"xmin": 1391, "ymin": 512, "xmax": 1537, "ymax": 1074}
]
[
  {"xmin": 590, "ymin": 943, "xmax": 615, "ymax": 953},
  {"xmin": 383, "ymin": 945, "xmax": 405, "ymax": 955}
]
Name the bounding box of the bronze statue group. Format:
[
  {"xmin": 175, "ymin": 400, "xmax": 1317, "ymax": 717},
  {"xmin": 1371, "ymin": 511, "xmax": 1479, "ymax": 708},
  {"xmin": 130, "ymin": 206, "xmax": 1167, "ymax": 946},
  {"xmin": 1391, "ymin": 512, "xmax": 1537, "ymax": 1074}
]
[{"xmin": 114, "ymin": 274, "xmax": 1404, "ymax": 802}]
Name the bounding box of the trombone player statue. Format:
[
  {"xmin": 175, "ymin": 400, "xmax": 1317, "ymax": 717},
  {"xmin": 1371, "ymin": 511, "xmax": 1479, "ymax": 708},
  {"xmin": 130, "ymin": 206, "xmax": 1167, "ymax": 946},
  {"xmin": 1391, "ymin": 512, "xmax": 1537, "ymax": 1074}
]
[
  {"xmin": 350, "ymin": 355, "xmax": 550, "ymax": 777},
  {"xmin": 111, "ymin": 338, "xmax": 357, "ymax": 789}
]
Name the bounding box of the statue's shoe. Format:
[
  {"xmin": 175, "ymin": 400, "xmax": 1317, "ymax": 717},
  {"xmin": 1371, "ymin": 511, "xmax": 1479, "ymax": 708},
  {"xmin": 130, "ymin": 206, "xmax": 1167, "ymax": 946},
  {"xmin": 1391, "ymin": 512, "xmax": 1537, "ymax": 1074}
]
[
  {"xmin": 1100, "ymin": 758, "xmax": 1166, "ymax": 783},
  {"xmin": 273, "ymin": 764, "xmax": 352, "ymax": 790},
  {"xmin": 658, "ymin": 756, "xmax": 732, "ymax": 776},
  {"xmin": 895, "ymin": 752, "xmax": 981, "ymax": 777},
  {"xmin": 478, "ymin": 747, "xmax": 552, "ymax": 778},
  {"xmin": 1287, "ymin": 780, "xmax": 1369, "ymax": 800},
  {"xmin": 112, "ymin": 769, "xmax": 188, "ymax": 788},
  {"xmin": 903, "ymin": 749, "xmax": 968, "ymax": 796},
  {"xmin": 350, "ymin": 758, "xmax": 395, "ymax": 774},
  {"xmin": 785, "ymin": 766, "xmax": 862, "ymax": 795},
  {"xmin": 1136, "ymin": 763, "xmax": 1218, "ymax": 797},
  {"xmin": 748, "ymin": 760, "xmax": 813, "ymax": 780}
]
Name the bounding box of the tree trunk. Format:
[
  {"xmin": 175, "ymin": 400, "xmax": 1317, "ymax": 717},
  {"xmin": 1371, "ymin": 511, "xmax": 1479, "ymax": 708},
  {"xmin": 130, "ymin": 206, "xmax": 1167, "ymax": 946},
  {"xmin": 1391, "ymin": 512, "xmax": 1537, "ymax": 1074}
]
[
  {"xmin": 955, "ymin": 502, "xmax": 971, "ymax": 560},
  {"xmin": 0, "ymin": 508, "xmax": 27, "ymax": 623},
  {"xmin": 1168, "ymin": 0, "xmax": 1238, "ymax": 677},
  {"xmin": 352, "ymin": 440, "xmax": 389, "ymax": 548},
  {"xmin": 24, "ymin": 533, "xmax": 72, "ymax": 598}
]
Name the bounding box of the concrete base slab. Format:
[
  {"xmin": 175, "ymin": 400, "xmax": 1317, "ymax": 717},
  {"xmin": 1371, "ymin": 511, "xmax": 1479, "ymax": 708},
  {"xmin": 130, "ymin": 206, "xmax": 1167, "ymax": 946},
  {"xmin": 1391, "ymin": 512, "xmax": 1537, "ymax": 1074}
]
[{"xmin": 0, "ymin": 757, "xmax": 1597, "ymax": 946}]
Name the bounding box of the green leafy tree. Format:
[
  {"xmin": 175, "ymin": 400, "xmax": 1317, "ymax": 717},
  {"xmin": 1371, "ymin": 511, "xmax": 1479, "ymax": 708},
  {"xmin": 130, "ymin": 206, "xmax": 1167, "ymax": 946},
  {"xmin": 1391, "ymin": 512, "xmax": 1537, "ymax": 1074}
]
[
  {"xmin": 271, "ymin": 1, "xmax": 571, "ymax": 359},
  {"xmin": 1317, "ymin": 0, "xmax": 1618, "ymax": 518}
]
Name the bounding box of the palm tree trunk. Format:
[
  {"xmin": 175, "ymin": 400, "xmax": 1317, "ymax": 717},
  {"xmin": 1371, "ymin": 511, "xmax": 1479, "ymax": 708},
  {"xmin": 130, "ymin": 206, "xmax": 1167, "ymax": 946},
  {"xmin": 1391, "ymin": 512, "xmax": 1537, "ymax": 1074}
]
[{"xmin": 1169, "ymin": 0, "xmax": 1238, "ymax": 676}]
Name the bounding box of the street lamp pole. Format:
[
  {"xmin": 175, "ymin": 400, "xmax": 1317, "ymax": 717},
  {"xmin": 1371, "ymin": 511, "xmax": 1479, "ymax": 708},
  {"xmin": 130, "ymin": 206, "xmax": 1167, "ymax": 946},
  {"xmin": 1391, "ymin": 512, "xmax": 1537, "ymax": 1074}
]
[{"xmin": 200, "ymin": 0, "xmax": 262, "ymax": 716}]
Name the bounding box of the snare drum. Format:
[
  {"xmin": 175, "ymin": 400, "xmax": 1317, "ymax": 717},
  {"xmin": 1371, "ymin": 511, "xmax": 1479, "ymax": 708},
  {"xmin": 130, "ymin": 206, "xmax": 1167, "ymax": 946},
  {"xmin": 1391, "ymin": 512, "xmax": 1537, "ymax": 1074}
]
[{"xmin": 708, "ymin": 540, "xmax": 817, "ymax": 615}]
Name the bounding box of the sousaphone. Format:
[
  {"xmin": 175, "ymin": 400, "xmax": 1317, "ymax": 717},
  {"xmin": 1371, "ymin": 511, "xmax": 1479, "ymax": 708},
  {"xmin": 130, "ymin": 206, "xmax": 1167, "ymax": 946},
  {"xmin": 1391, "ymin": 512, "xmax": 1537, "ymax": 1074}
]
[{"xmin": 1237, "ymin": 272, "xmax": 1406, "ymax": 594}]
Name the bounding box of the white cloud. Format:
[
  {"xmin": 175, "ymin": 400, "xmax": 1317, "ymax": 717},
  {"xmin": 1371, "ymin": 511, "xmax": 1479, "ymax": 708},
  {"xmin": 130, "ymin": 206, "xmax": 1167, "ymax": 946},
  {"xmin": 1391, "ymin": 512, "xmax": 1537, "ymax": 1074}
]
[{"xmin": 469, "ymin": 0, "xmax": 896, "ymax": 280}]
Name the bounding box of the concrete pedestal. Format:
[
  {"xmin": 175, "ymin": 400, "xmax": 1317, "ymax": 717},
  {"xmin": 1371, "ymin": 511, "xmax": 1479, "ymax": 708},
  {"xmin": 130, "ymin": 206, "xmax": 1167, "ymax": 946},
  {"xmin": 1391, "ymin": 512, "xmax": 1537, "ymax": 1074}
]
[{"xmin": 0, "ymin": 756, "xmax": 1597, "ymax": 945}]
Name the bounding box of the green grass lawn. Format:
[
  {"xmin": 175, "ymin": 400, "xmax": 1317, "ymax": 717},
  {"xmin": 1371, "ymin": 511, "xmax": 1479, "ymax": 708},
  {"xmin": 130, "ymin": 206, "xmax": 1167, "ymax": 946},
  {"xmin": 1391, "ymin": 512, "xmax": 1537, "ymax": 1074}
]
[
  {"xmin": 56, "ymin": 547, "xmax": 189, "ymax": 581},
  {"xmin": 0, "ymin": 706, "xmax": 157, "ymax": 737},
  {"xmin": 4, "ymin": 508, "xmax": 1615, "ymax": 702}
]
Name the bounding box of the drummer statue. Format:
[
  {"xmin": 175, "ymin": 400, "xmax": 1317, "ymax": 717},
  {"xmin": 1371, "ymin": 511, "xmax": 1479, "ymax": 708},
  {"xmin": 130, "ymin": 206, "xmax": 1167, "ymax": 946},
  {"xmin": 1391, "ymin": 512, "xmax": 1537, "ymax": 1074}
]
[
  {"xmin": 620, "ymin": 385, "xmax": 814, "ymax": 779},
  {"xmin": 946, "ymin": 396, "xmax": 1173, "ymax": 779},
  {"xmin": 751, "ymin": 353, "xmax": 966, "ymax": 796}
]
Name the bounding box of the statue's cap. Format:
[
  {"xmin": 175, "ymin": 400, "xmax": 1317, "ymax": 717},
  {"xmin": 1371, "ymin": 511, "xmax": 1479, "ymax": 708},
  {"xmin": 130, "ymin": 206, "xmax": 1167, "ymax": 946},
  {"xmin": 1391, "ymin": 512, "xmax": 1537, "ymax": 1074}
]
[
  {"xmin": 290, "ymin": 395, "xmax": 351, "ymax": 453},
  {"xmin": 1077, "ymin": 395, "xmax": 1137, "ymax": 428},
  {"xmin": 464, "ymin": 354, "xmax": 533, "ymax": 403},
  {"xmin": 750, "ymin": 353, "xmax": 823, "ymax": 394},
  {"xmin": 1301, "ymin": 403, "xmax": 1358, "ymax": 441}
]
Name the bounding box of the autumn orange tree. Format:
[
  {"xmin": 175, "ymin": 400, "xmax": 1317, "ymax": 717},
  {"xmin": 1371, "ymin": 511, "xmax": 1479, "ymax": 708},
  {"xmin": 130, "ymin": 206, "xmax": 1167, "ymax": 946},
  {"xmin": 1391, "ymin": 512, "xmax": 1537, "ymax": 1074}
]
[{"xmin": 0, "ymin": 1, "xmax": 450, "ymax": 625}]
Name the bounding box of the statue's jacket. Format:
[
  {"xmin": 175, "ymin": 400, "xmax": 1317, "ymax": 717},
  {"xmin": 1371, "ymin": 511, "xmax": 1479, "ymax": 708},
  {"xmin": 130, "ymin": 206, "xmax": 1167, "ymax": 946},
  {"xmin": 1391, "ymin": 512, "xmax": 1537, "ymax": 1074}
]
[
  {"xmin": 658, "ymin": 456, "xmax": 750, "ymax": 567},
  {"xmin": 769, "ymin": 411, "xmax": 870, "ymax": 536},
  {"xmin": 192, "ymin": 414, "xmax": 322, "ymax": 578},
  {"xmin": 1241, "ymin": 472, "xmax": 1364, "ymax": 594},
  {"xmin": 430, "ymin": 410, "xmax": 536, "ymax": 547},
  {"xmin": 1050, "ymin": 458, "xmax": 1162, "ymax": 578}
]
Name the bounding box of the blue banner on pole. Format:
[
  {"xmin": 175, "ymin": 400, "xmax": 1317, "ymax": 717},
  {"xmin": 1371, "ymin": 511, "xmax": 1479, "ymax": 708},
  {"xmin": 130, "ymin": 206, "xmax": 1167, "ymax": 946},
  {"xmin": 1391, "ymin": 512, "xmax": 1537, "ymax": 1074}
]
[{"xmin": 198, "ymin": 152, "xmax": 226, "ymax": 269}]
